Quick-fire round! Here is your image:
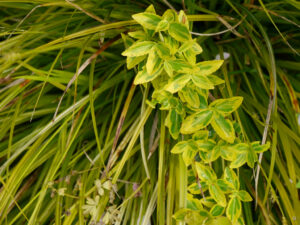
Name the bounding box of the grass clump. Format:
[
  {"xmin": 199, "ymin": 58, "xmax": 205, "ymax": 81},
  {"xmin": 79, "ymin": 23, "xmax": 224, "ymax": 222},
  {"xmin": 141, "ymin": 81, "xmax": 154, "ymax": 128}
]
[{"xmin": 0, "ymin": 0, "xmax": 299, "ymax": 224}]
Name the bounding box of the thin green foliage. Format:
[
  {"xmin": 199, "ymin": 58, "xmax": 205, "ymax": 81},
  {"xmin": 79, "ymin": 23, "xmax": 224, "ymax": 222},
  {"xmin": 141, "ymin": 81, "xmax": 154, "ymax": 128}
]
[{"xmin": 0, "ymin": 1, "xmax": 299, "ymax": 225}]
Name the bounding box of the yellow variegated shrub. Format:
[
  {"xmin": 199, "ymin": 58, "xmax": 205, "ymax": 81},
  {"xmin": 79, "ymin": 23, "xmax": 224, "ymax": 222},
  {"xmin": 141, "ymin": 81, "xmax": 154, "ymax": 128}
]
[{"xmin": 122, "ymin": 5, "xmax": 270, "ymax": 225}]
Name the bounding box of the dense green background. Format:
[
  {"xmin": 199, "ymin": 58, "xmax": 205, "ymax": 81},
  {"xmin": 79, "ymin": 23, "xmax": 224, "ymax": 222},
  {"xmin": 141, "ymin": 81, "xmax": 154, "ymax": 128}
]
[{"xmin": 0, "ymin": 0, "xmax": 299, "ymax": 224}]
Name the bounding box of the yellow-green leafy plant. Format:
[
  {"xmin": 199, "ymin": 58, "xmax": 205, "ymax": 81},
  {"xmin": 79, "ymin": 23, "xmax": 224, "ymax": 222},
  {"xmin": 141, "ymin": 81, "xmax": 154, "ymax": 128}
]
[{"xmin": 122, "ymin": 5, "xmax": 270, "ymax": 225}]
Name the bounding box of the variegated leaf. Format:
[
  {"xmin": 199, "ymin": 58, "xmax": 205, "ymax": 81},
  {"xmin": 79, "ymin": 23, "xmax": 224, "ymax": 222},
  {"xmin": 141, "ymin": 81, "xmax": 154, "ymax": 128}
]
[
  {"xmin": 224, "ymin": 167, "xmax": 240, "ymax": 190},
  {"xmin": 126, "ymin": 55, "xmax": 146, "ymax": 69},
  {"xmin": 211, "ymin": 112, "xmax": 235, "ymax": 143},
  {"xmin": 196, "ymin": 60, "xmax": 224, "ymax": 76},
  {"xmin": 146, "ymin": 49, "xmax": 163, "ymax": 75},
  {"xmin": 180, "ymin": 109, "xmax": 213, "ymax": 134},
  {"xmin": 164, "ymin": 73, "xmax": 190, "ymax": 93},
  {"xmin": 128, "ymin": 31, "xmax": 148, "ymax": 40},
  {"xmin": 195, "ymin": 163, "xmax": 217, "ymax": 181},
  {"xmin": 134, "ymin": 66, "xmax": 163, "ymax": 84},
  {"xmin": 251, "ymin": 141, "xmax": 270, "ymax": 153},
  {"xmin": 210, "ymin": 97, "xmax": 243, "ymax": 115},
  {"xmin": 171, "ymin": 140, "xmax": 197, "ymax": 154},
  {"xmin": 207, "ymin": 74, "xmax": 224, "ymax": 85},
  {"xmin": 236, "ymin": 190, "xmax": 252, "ymax": 202},
  {"xmin": 155, "ymin": 19, "xmax": 169, "ymax": 32},
  {"xmin": 167, "ymin": 59, "xmax": 194, "ymax": 73},
  {"xmin": 155, "ymin": 42, "xmax": 170, "ymax": 58},
  {"xmin": 187, "ymin": 194, "xmax": 203, "ymax": 210},
  {"xmin": 188, "ymin": 181, "xmax": 208, "ymax": 194},
  {"xmin": 206, "ymin": 217, "xmax": 231, "ymax": 225},
  {"xmin": 210, "ymin": 204, "xmax": 225, "ymax": 217},
  {"xmin": 132, "ymin": 12, "xmax": 162, "ymax": 30},
  {"xmin": 178, "ymin": 10, "xmax": 189, "ymax": 28},
  {"xmin": 162, "ymin": 9, "xmax": 177, "ymax": 22},
  {"xmin": 165, "ymin": 108, "xmax": 183, "ymax": 139},
  {"xmin": 122, "ymin": 41, "xmax": 155, "ymax": 57},
  {"xmin": 226, "ymin": 196, "xmax": 241, "ymax": 222},
  {"xmin": 209, "ymin": 183, "xmax": 227, "ymax": 207},
  {"xmin": 168, "ymin": 22, "xmax": 191, "ymax": 42},
  {"xmin": 191, "ymin": 74, "xmax": 214, "ymax": 89}
]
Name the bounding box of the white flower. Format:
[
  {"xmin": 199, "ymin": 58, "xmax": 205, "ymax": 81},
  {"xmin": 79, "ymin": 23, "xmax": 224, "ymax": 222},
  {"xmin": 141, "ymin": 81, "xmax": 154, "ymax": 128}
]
[
  {"xmin": 95, "ymin": 180, "xmax": 104, "ymax": 196},
  {"xmin": 82, "ymin": 195, "xmax": 100, "ymax": 219},
  {"xmin": 57, "ymin": 188, "xmax": 67, "ymax": 196},
  {"xmin": 95, "ymin": 179, "xmax": 112, "ymax": 196},
  {"xmin": 102, "ymin": 205, "xmax": 120, "ymax": 225}
]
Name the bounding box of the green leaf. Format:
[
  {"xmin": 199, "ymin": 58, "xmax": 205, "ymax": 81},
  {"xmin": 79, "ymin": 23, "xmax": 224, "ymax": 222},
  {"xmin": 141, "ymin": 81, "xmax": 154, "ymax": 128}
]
[
  {"xmin": 236, "ymin": 190, "xmax": 252, "ymax": 202},
  {"xmin": 155, "ymin": 19, "xmax": 169, "ymax": 32},
  {"xmin": 187, "ymin": 194, "xmax": 203, "ymax": 210},
  {"xmin": 165, "ymin": 108, "xmax": 183, "ymax": 139},
  {"xmin": 164, "ymin": 73, "xmax": 191, "ymax": 93},
  {"xmin": 191, "ymin": 41, "xmax": 203, "ymax": 54},
  {"xmin": 188, "ymin": 181, "xmax": 208, "ymax": 194},
  {"xmin": 171, "ymin": 140, "xmax": 197, "ymax": 154},
  {"xmin": 207, "ymin": 75, "xmax": 224, "ymax": 85},
  {"xmin": 178, "ymin": 10, "xmax": 189, "ymax": 28},
  {"xmin": 211, "ymin": 112, "xmax": 235, "ymax": 143},
  {"xmin": 121, "ymin": 33, "xmax": 135, "ymax": 48},
  {"xmin": 134, "ymin": 66, "xmax": 163, "ymax": 84},
  {"xmin": 226, "ymin": 196, "xmax": 241, "ymax": 222},
  {"xmin": 180, "ymin": 109, "xmax": 213, "ymax": 134},
  {"xmin": 216, "ymin": 179, "xmax": 235, "ymax": 193},
  {"xmin": 185, "ymin": 210, "xmax": 209, "ymax": 225},
  {"xmin": 229, "ymin": 143, "xmax": 249, "ymax": 168},
  {"xmin": 179, "ymin": 85, "xmax": 200, "ymax": 109},
  {"xmin": 172, "ymin": 208, "xmax": 190, "ymax": 221},
  {"xmin": 128, "ymin": 31, "xmax": 148, "ymax": 40},
  {"xmin": 164, "ymin": 35, "xmax": 179, "ymax": 55},
  {"xmin": 210, "ymin": 204, "xmax": 226, "ymax": 217},
  {"xmin": 156, "ymin": 43, "xmax": 170, "ymax": 59},
  {"xmin": 229, "ymin": 143, "xmax": 258, "ymax": 168},
  {"xmin": 297, "ymin": 181, "xmax": 300, "ymax": 189},
  {"xmin": 122, "ymin": 41, "xmax": 155, "ymax": 57},
  {"xmin": 224, "ymin": 168, "xmax": 240, "ymax": 190},
  {"xmin": 167, "ymin": 59, "xmax": 193, "ymax": 73},
  {"xmin": 170, "ymin": 141, "xmax": 188, "ymax": 154},
  {"xmin": 197, "ymin": 139, "xmax": 216, "ymax": 152},
  {"xmin": 168, "ymin": 22, "xmax": 191, "ymax": 42},
  {"xmin": 191, "ymin": 74, "xmax": 214, "ymax": 89},
  {"xmin": 192, "ymin": 130, "xmax": 209, "ymax": 141},
  {"xmin": 173, "ymin": 208, "xmax": 208, "ymax": 225},
  {"xmin": 206, "ymin": 217, "xmax": 231, "ymax": 225},
  {"xmin": 178, "ymin": 40, "xmax": 194, "ymax": 53},
  {"xmin": 235, "ymin": 217, "xmax": 245, "ymax": 225},
  {"xmin": 164, "ymin": 61, "xmax": 173, "ymax": 77},
  {"xmin": 145, "ymin": 4, "xmax": 156, "ymax": 13},
  {"xmin": 200, "ymin": 197, "xmax": 216, "ymax": 208},
  {"xmin": 179, "ymin": 83, "xmax": 208, "ymax": 109},
  {"xmin": 195, "ymin": 87, "xmax": 209, "ymax": 109},
  {"xmin": 209, "ymin": 183, "xmax": 227, "ymax": 207},
  {"xmin": 182, "ymin": 148, "xmax": 197, "ymax": 166},
  {"xmin": 216, "ymin": 141, "xmax": 235, "ymax": 161},
  {"xmin": 146, "ymin": 49, "xmax": 163, "ymax": 75},
  {"xmin": 196, "ymin": 60, "xmax": 224, "ymax": 76},
  {"xmin": 195, "ymin": 163, "xmax": 217, "ymax": 181},
  {"xmin": 178, "ymin": 40, "xmax": 202, "ymax": 55},
  {"xmin": 132, "ymin": 12, "xmax": 162, "ymax": 30},
  {"xmin": 183, "ymin": 48, "xmax": 197, "ymax": 64},
  {"xmin": 210, "ymin": 97, "xmax": 243, "ymax": 115},
  {"xmin": 126, "ymin": 55, "xmax": 146, "ymax": 69},
  {"xmin": 251, "ymin": 141, "xmax": 270, "ymax": 153},
  {"xmin": 162, "ymin": 9, "xmax": 177, "ymax": 22},
  {"xmin": 230, "ymin": 154, "xmax": 248, "ymax": 169}
]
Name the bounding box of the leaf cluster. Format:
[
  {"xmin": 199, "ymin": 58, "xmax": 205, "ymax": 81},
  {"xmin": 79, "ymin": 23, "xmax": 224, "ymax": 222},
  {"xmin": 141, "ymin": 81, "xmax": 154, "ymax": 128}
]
[{"xmin": 122, "ymin": 5, "xmax": 271, "ymax": 224}]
